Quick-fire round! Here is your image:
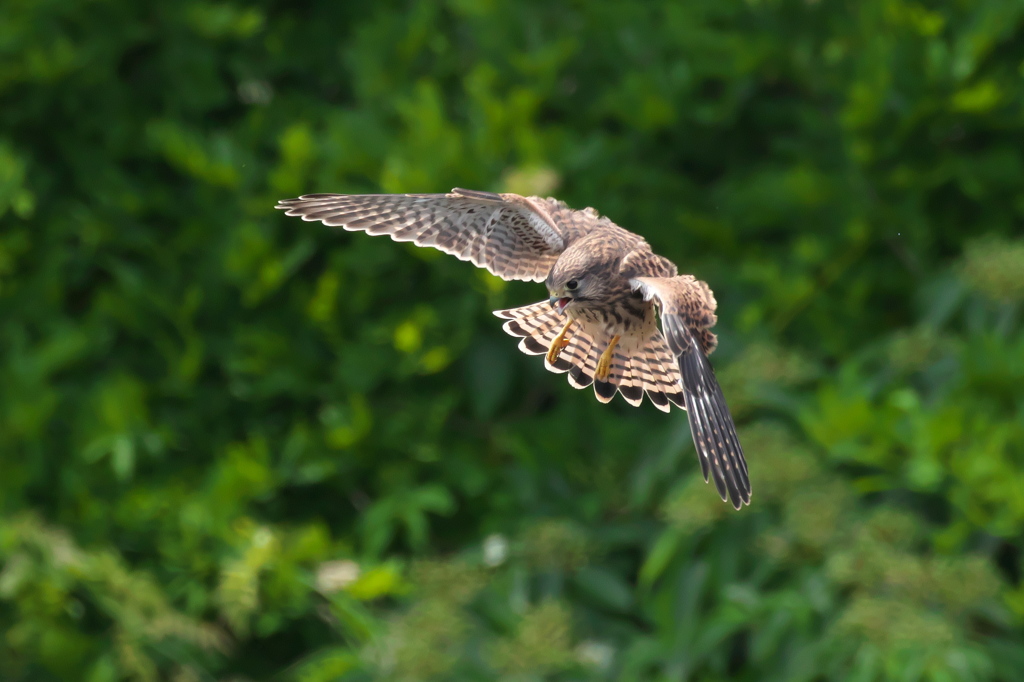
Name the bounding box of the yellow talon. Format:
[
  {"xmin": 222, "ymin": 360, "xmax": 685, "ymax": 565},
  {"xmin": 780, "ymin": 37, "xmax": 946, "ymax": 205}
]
[
  {"xmin": 595, "ymin": 335, "xmax": 621, "ymax": 381},
  {"xmin": 546, "ymin": 318, "xmax": 574, "ymax": 365}
]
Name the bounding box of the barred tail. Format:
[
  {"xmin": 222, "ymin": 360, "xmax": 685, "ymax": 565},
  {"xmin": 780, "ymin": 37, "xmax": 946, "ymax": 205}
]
[
  {"xmin": 493, "ymin": 301, "xmax": 575, "ymax": 370},
  {"xmin": 591, "ymin": 332, "xmax": 683, "ymax": 412},
  {"xmin": 494, "ymin": 303, "xmax": 685, "ymax": 411},
  {"xmin": 639, "ymin": 332, "xmax": 686, "ymax": 410}
]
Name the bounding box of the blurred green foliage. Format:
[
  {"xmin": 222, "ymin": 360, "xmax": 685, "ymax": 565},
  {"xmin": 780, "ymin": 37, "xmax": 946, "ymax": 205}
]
[{"xmin": 1, "ymin": 0, "xmax": 1023, "ymax": 680}]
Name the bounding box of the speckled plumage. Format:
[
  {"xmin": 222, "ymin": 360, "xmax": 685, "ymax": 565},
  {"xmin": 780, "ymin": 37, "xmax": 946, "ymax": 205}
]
[{"xmin": 276, "ymin": 188, "xmax": 751, "ymax": 508}]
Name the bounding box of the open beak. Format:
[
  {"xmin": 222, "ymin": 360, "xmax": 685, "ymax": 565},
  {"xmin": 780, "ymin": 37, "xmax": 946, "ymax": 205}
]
[{"xmin": 549, "ymin": 295, "xmax": 571, "ymax": 314}]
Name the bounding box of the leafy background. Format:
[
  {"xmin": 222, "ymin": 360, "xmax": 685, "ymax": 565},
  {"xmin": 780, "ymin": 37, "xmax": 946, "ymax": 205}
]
[{"xmin": 1, "ymin": 1, "xmax": 1023, "ymax": 680}]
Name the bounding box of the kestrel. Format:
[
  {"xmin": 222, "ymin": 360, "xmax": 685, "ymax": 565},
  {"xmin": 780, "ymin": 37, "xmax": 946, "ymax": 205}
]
[{"xmin": 276, "ymin": 188, "xmax": 751, "ymax": 508}]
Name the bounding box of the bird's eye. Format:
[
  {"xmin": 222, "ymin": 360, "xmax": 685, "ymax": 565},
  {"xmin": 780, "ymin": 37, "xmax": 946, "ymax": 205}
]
[{"xmin": 565, "ymin": 279, "xmax": 579, "ymax": 291}]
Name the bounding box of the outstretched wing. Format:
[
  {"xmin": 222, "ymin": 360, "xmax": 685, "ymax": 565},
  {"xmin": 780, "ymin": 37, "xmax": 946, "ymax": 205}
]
[
  {"xmin": 631, "ymin": 275, "xmax": 751, "ymax": 509},
  {"xmin": 276, "ymin": 188, "xmax": 568, "ymax": 282}
]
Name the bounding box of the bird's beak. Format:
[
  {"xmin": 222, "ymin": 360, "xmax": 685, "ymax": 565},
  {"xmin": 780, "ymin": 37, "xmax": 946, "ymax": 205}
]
[{"xmin": 549, "ymin": 295, "xmax": 571, "ymax": 314}]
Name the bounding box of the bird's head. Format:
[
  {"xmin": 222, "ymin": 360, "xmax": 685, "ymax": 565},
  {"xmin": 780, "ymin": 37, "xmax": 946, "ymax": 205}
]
[
  {"xmin": 547, "ymin": 252, "xmax": 609, "ymax": 314},
  {"xmin": 547, "ymin": 273, "xmax": 586, "ymax": 314}
]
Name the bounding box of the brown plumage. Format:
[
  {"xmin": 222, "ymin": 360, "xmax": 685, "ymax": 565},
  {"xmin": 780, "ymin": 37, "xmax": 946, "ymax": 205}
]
[{"xmin": 277, "ymin": 188, "xmax": 751, "ymax": 508}]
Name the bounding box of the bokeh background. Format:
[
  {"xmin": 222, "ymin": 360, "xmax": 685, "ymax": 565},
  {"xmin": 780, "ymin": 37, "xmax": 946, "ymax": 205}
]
[{"xmin": 2, "ymin": 1, "xmax": 1024, "ymax": 680}]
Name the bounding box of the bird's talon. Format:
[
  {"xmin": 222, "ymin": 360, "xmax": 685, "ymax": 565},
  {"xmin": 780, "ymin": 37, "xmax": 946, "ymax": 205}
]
[
  {"xmin": 595, "ymin": 335, "xmax": 621, "ymax": 381},
  {"xmin": 546, "ymin": 318, "xmax": 575, "ymax": 365}
]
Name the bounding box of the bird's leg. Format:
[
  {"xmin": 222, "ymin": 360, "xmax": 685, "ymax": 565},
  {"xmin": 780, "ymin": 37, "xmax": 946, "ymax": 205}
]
[
  {"xmin": 595, "ymin": 335, "xmax": 621, "ymax": 381},
  {"xmin": 546, "ymin": 318, "xmax": 574, "ymax": 365}
]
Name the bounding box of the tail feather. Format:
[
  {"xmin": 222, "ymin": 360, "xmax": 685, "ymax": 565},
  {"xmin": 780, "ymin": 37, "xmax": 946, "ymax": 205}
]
[
  {"xmin": 565, "ymin": 334, "xmax": 595, "ymax": 388},
  {"xmin": 494, "ymin": 301, "xmax": 551, "ymax": 322},
  {"xmin": 601, "ymin": 351, "xmax": 644, "ymax": 406},
  {"xmin": 646, "ymin": 333, "xmax": 685, "ymax": 408},
  {"xmin": 518, "ymin": 335, "xmax": 547, "ymax": 356},
  {"xmin": 494, "ymin": 302, "xmax": 685, "ymax": 410},
  {"xmin": 557, "ymin": 329, "xmax": 595, "ymax": 382},
  {"xmin": 500, "ymin": 305, "xmax": 575, "ymax": 371},
  {"xmin": 629, "ymin": 351, "xmax": 672, "ymax": 413}
]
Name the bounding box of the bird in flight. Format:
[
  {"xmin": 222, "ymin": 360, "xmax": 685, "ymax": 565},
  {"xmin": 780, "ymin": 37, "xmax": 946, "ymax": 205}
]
[{"xmin": 276, "ymin": 188, "xmax": 750, "ymax": 508}]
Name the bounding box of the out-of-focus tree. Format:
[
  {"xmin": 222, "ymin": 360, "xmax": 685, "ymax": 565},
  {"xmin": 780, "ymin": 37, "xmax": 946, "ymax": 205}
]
[{"xmin": 1, "ymin": 1, "xmax": 1022, "ymax": 680}]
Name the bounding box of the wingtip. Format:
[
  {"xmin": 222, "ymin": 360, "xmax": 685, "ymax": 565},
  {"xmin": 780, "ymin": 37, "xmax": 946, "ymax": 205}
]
[{"xmin": 729, "ymin": 490, "xmax": 751, "ymax": 510}]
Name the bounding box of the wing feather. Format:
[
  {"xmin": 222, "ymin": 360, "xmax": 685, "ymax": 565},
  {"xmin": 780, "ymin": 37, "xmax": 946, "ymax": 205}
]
[
  {"xmin": 276, "ymin": 189, "xmax": 572, "ymax": 282},
  {"xmin": 631, "ymin": 276, "xmax": 751, "ymax": 509}
]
